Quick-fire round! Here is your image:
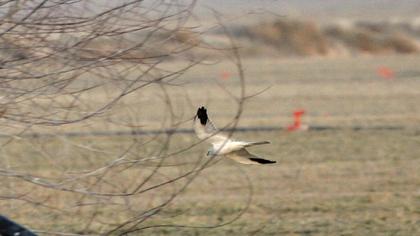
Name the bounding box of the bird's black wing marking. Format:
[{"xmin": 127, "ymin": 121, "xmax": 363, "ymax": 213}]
[
  {"xmin": 197, "ymin": 106, "xmax": 208, "ymax": 125},
  {"xmin": 249, "ymin": 158, "xmax": 276, "ymax": 164},
  {"xmin": 0, "ymin": 215, "xmax": 37, "ymax": 236}
]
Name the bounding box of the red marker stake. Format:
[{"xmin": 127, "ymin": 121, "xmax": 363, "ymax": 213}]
[{"xmin": 287, "ymin": 109, "xmax": 306, "ymax": 131}]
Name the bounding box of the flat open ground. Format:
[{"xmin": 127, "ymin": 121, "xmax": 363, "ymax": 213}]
[{"xmin": 1, "ymin": 55, "xmax": 419, "ymax": 235}]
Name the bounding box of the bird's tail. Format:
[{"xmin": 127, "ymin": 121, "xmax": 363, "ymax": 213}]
[{"xmin": 244, "ymin": 141, "xmax": 270, "ymax": 147}]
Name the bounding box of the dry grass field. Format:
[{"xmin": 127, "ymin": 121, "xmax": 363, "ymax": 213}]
[{"xmin": 1, "ymin": 55, "xmax": 420, "ymax": 235}]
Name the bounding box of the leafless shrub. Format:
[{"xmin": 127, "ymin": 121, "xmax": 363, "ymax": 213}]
[
  {"xmin": 0, "ymin": 1, "xmax": 253, "ymax": 235},
  {"xmin": 230, "ymin": 18, "xmax": 420, "ymax": 57},
  {"xmin": 239, "ymin": 19, "xmax": 329, "ymax": 56},
  {"xmin": 325, "ymin": 25, "xmax": 419, "ymax": 54},
  {"xmin": 386, "ymin": 33, "xmax": 418, "ymax": 53}
]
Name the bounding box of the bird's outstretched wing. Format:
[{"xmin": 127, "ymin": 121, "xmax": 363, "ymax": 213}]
[
  {"xmin": 225, "ymin": 149, "xmax": 276, "ymax": 165},
  {"xmin": 194, "ymin": 106, "xmax": 228, "ymax": 144}
]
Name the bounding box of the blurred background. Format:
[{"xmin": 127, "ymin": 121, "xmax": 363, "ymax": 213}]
[{"xmin": 0, "ymin": 0, "xmax": 419, "ymax": 235}]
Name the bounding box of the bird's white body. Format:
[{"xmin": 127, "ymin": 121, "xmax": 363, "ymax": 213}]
[{"xmin": 210, "ymin": 140, "xmax": 249, "ymax": 156}]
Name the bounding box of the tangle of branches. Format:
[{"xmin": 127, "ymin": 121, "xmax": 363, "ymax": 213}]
[{"xmin": 0, "ymin": 1, "xmax": 254, "ymax": 235}]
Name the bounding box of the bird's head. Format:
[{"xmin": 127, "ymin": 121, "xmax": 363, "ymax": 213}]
[{"xmin": 206, "ymin": 147, "xmax": 216, "ymax": 157}]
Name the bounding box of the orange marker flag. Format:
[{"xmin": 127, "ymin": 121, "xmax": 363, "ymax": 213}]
[
  {"xmin": 377, "ymin": 66, "xmax": 395, "ymax": 80},
  {"xmin": 220, "ymin": 71, "xmax": 231, "ymax": 80}
]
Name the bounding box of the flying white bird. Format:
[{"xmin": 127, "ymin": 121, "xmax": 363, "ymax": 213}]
[{"xmin": 193, "ymin": 106, "xmax": 276, "ymax": 165}]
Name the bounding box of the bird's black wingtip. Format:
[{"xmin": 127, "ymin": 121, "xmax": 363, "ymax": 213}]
[
  {"xmin": 249, "ymin": 158, "xmax": 276, "ymax": 164},
  {"xmin": 196, "ymin": 106, "xmax": 208, "ymax": 125}
]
